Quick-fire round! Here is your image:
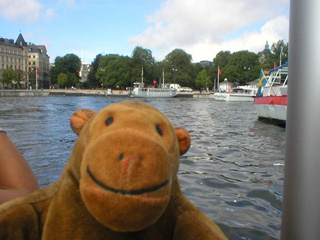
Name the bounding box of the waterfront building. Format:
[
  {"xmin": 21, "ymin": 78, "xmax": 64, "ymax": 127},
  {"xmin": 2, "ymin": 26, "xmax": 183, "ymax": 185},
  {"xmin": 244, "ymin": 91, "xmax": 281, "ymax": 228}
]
[
  {"xmin": 28, "ymin": 43, "xmax": 50, "ymax": 89},
  {"xmin": 80, "ymin": 63, "xmax": 90, "ymax": 83},
  {"xmin": 218, "ymin": 78, "xmax": 233, "ymax": 92},
  {"xmin": 0, "ymin": 34, "xmax": 50, "ymax": 89}
]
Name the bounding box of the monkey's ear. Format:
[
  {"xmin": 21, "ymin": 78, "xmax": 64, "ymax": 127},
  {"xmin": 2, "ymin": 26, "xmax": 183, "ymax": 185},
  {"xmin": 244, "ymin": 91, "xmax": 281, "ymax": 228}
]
[
  {"xmin": 174, "ymin": 127, "xmax": 191, "ymax": 155},
  {"xmin": 70, "ymin": 109, "xmax": 96, "ymax": 135}
]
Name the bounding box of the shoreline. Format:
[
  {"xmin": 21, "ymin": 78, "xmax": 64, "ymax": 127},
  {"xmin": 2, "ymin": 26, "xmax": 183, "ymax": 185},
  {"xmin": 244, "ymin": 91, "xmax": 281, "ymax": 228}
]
[{"xmin": 0, "ymin": 89, "xmax": 212, "ymax": 98}]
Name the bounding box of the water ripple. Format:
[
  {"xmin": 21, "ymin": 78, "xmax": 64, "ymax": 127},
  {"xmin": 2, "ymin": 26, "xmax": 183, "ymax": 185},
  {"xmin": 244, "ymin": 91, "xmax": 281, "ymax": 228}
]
[{"xmin": 0, "ymin": 97, "xmax": 285, "ymax": 239}]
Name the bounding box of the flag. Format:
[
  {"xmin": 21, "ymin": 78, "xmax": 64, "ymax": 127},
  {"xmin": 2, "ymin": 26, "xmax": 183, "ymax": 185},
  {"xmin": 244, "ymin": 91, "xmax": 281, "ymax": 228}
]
[
  {"xmin": 36, "ymin": 67, "xmax": 40, "ymax": 76},
  {"xmin": 218, "ymin": 66, "xmax": 222, "ymax": 75},
  {"xmin": 256, "ymin": 70, "xmax": 268, "ymax": 97},
  {"xmin": 274, "ymin": 62, "xmax": 278, "ymax": 69}
]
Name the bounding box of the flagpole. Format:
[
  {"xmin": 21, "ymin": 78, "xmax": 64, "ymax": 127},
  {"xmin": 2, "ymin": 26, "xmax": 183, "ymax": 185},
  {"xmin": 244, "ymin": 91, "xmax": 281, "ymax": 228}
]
[
  {"xmin": 141, "ymin": 66, "xmax": 144, "ymax": 84},
  {"xmin": 217, "ymin": 65, "xmax": 220, "ymax": 91},
  {"xmin": 162, "ymin": 68, "xmax": 165, "ymax": 87},
  {"xmin": 36, "ymin": 68, "xmax": 38, "ymax": 90}
]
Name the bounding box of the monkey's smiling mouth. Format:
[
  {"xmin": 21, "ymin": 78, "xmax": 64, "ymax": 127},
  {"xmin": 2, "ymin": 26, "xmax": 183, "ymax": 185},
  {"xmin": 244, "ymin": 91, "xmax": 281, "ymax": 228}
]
[{"xmin": 87, "ymin": 166, "xmax": 168, "ymax": 195}]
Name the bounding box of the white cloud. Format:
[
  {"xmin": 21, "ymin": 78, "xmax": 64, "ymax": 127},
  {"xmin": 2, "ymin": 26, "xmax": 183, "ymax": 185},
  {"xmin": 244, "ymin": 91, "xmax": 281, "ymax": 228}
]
[
  {"xmin": 0, "ymin": 0, "xmax": 42, "ymax": 23},
  {"xmin": 43, "ymin": 8, "xmax": 57, "ymax": 22},
  {"xmin": 187, "ymin": 15, "xmax": 289, "ymax": 62},
  {"xmin": 128, "ymin": 0, "xmax": 289, "ymax": 62},
  {"xmin": 59, "ymin": 0, "xmax": 75, "ymax": 5}
]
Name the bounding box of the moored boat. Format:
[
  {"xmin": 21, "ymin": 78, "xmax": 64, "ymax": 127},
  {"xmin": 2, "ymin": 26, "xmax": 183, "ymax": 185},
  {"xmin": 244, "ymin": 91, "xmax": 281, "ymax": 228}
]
[
  {"xmin": 130, "ymin": 82, "xmax": 177, "ymax": 98},
  {"xmin": 213, "ymin": 85, "xmax": 258, "ymax": 102},
  {"xmin": 254, "ymin": 63, "xmax": 288, "ymax": 123},
  {"xmin": 130, "ymin": 68, "xmax": 177, "ymax": 98}
]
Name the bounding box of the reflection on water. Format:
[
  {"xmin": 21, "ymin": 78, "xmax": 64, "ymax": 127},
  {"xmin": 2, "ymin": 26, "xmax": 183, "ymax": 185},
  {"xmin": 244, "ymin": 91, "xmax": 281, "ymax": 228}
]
[{"xmin": 0, "ymin": 96, "xmax": 285, "ymax": 239}]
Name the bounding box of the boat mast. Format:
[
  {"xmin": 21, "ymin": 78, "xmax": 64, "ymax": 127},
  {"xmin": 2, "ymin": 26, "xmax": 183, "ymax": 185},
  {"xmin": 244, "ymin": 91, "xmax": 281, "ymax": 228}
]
[{"xmin": 281, "ymin": 0, "xmax": 320, "ymax": 239}]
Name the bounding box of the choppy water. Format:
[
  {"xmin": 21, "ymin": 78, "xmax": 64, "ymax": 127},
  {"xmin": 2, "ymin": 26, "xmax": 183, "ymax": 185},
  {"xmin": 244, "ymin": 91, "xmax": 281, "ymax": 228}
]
[{"xmin": 0, "ymin": 96, "xmax": 286, "ymax": 239}]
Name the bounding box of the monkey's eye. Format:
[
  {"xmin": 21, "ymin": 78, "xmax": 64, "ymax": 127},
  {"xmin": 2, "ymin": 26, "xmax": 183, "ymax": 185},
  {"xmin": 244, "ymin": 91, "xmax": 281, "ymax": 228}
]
[
  {"xmin": 156, "ymin": 124, "xmax": 163, "ymax": 136},
  {"xmin": 105, "ymin": 116, "xmax": 114, "ymax": 126}
]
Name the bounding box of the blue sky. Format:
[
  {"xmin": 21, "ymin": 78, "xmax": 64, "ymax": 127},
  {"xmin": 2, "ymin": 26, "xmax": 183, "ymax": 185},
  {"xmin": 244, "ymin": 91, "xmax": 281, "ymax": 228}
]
[{"xmin": 1, "ymin": 0, "xmax": 290, "ymax": 64}]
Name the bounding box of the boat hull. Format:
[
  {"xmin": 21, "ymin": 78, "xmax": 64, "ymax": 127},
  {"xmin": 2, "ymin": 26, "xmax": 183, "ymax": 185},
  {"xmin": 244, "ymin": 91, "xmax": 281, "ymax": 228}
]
[
  {"xmin": 213, "ymin": 93, "xmax": 254, "ymax": 102},
  {"xmin": 130, "ymin": 88, "xmax": 177, "ymax": 98},
  {"xmin": 254, "ymin": 96, "xmax": 287, "ymax": 122}
]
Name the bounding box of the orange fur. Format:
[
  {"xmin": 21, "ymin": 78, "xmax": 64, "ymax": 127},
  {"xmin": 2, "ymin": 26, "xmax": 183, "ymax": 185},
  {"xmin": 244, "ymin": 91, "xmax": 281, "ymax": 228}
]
[{"xmin": 0, "ymin": 101, "xmax": 227, "ymax": 239}]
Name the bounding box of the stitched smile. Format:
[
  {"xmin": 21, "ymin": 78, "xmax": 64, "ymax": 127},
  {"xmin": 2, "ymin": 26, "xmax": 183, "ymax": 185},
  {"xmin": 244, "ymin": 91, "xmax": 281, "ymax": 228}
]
[{"xmin": 87, "ymin": 166, "xmax": 168, "ymax": 195}]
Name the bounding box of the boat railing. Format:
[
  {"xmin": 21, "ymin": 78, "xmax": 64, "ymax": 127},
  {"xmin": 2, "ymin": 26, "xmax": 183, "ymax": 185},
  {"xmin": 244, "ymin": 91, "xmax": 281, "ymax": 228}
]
[{"xmin": 264, "ymin": 65, "xmax": 288, "ymax": 96}]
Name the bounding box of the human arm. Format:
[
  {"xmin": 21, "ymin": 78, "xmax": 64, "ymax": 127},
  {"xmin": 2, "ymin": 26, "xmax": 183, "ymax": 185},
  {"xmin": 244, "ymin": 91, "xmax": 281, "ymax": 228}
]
[{"xmin": 0, "ymin": 130, "xmax": 39, "ymax": 204}]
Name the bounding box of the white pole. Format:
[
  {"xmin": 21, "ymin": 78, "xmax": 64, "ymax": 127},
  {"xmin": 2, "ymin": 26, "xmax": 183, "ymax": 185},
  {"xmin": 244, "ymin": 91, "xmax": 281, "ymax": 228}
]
[
  {"xmin": 217, "ymin": 66, "xmax": 220, "ymax": 91},
  {"xmin": 281, "ymin": 0, "xmax": 320, "ymax": 239},
  {"xmin": 141, "ymin": 66, "xmax": 143, "ymax": 84},
  {"xmin": 36, "ymin": 68, "xmax": 38, "ymax": 90},
  {"xmin": 162, "ymin": 68, "xmax": 164, "ymax": 87}
]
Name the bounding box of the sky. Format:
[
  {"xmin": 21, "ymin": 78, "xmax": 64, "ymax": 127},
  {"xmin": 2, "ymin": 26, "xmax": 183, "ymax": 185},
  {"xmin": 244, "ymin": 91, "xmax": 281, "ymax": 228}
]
[{"xmin": 0, "ymin": 0, "xmax": 290, "ymax": 64}]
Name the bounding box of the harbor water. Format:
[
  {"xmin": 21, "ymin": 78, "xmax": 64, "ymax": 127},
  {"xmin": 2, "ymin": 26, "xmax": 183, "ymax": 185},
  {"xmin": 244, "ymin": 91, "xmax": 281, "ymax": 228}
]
[{"xmin": 0, "ymin": 96, "xmax": 285, "ymax": 239}]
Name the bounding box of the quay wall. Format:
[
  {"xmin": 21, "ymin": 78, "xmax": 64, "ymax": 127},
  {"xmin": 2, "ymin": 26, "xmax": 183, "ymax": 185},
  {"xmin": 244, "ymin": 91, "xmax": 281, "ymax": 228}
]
[{"xmin": 0, "ymin": 90, "xmax": 50, "ymax": 97}]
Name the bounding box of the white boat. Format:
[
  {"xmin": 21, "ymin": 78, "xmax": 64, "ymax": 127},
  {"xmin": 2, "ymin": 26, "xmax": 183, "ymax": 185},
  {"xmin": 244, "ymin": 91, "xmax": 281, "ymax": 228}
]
[
  {"xmin": 213, "ymin": 85, "xmax": 258, "ymax": 102},
  {"xmin": 254, "ymin": 63, "xmax": 288, "ymax": 123},
  {"xmin": 130, "ymin": 67, "xmax": 177, "ymax": 98},
  {"xmin": 130, "ymin": 82, "xmax": 177, "ymax": 98}
]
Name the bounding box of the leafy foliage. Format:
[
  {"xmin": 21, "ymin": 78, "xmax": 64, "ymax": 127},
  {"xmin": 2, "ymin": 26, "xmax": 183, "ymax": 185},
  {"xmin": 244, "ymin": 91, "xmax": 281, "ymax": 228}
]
[
  {"xmin": 51, "ymin": 39, "xmax": 288, "ymax": 90},
  {"xmin": 50, "ymin": 54, "xmax": 81, "ymax": 88},
  {"xmin": 195, "ymin": 69, "xmax": 211, "ymax": 88},
  {"xmin": 163, "ymin": 49, "xmax": 194, "ymax": 87},
  {"xmin": 222, "ymin": 51, "xmax": 260, "ymax": 85},
  {"xmin": 1, "ymin": 67, "xmax": 15, "ymax": 86},
  {"xmin": 85, "ymin": 54, "xmax": 102, "ymax": 88},
  {"xmin": 58, "ymin": 73, "xmax": 68, "ymax": 87},
  {"xmin": 131, "ymin": 46, "xmax": 156, "ymax": 85},
  {"xmin": 97, "ymin": 54, "xmax": 135, "ymax": 89}
]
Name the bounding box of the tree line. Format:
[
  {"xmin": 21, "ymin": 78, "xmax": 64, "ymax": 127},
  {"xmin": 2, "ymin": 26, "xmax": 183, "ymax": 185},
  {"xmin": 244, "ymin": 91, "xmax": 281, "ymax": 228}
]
[{"xmin": 1, "ymin": 40, "xmax": 287, "ymax": 90}]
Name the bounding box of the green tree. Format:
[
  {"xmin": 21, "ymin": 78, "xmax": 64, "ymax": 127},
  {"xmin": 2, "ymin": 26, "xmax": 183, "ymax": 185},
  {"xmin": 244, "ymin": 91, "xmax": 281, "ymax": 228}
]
[
  {"xmin": 163, "ymin": 49, "xmax": 193, "ymax": 87},
  {"xmin": 67, "ymin": 72, "xmax": 78, "ymax": 87},
  {"xmin": 28, "ymin": 68, "xmax": 36, "ymax": 88},
  {"xmin": 131, "ymin": 46, "xmax": 156, "ymax": 84},
  {"xmin": 97, "ymin": 54, "xmax": 134, "ymax": 89},
  {"xmin": 213, "ymin": 51, "xmax": 231, "ymax": 69},
  {"xmin": 210, "ymin": 51, "xmax": 232, "ymax": 88},
  {"xmin": 195, "ymin": 69, "xmax": 211, "ymax": 89},
  {"xmin": 50, "ymin": 54, "xmax": 81, "ymax": 87},
  {"xmin": 271, "ymin": 40, "xmax": 289, "ymax": 66},
  {"xmin": 259, "ymin": 49, "xmax": 274, "ymax": 70},
  {"xmin": 2, "ymin": 67, "xmax": 15, "ymax": 87},
  {"xmin": 86, "ymin": 54, "xmax": 102, "ymax": 88},
  {"xmin": 58, "ymin": 73, "xmax": 68, "ymax": 88},
  {"xmin": 15, "ymin": 69, "xmax": 24, "ymax": 88},
  {"xmin": 223, "ymin": 51, "xmax": 260, "ymax": 85}
]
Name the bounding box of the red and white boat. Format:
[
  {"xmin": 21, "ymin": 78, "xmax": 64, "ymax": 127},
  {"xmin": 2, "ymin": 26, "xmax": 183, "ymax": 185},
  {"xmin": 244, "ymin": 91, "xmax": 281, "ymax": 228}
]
[{"xmin": 254, "ymin": 63, "xmax": 288, "ymax": 124}]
